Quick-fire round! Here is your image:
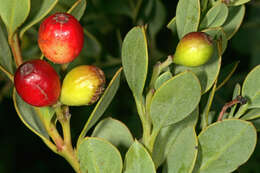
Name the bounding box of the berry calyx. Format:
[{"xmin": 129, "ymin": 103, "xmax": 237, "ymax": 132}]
[
  {"xmin": 60, "ymin": 65, "xmax": 106, "ymax": 106},
  {"xmin": 14, "ymin": 59, "xmax": 61, "ymax": 107},
  {"xmin": 38, "ymin": 12, "xmax": 84, "ymax": 64},
  {"xmin": 173, "ymin": 32, "xmax": 214, "ymax": 67}
]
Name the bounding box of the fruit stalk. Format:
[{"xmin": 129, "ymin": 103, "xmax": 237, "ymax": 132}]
[{"xmin": 8, "ymin": 33, "xmax": 23, "ymax": 67}]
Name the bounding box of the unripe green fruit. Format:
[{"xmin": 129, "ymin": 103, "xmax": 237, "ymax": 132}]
[
  {"xmin": 60, "ymin": 65, "xmax": 106, "ymax": 106},
  {"xmin": 173, "ymin": 32, "xmax": 214, "ymax": 67}
]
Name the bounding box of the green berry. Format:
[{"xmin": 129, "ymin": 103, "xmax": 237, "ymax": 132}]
[{"xmin": 173, "ymin": 32, "xmax": 214, "ymax": 67}]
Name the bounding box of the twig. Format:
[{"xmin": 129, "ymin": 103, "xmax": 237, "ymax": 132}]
[{"xmin": 217, "ymin": 96, "xmax": 247, "ymax": 121}]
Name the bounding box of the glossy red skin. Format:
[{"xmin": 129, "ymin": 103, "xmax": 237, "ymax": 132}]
[
  {"xmin": 14, "ymin": 59, "xmax": 61, "ymax": 107},
  {"xmin": 38, "ymin": 12, "xmax": 84, "ymax": 64}
]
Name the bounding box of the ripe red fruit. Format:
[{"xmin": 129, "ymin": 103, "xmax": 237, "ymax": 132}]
[
  {"xmin": 14, "ymin": 59, "xmax": 61, "ymax": 107},
  {"xmin": 38, "ymin": 12, "xmax": 84, "ymax": 64}
]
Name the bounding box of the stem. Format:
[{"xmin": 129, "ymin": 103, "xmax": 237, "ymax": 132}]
[
  {"xmin": 8, "ymin": 33, "xmax": 23, "ymax": 67},
  {"xmin": 0, "ymin": 64, "xmax": 14, "ymax": 82},
  {"xmin": 53, "ymin": 104, "xmax": 81, "ymax": 173},
  {"xmin": 217, "ymin": 96, "xmax": 247, "ymax": 121},
  {"xmin": 147, "ymin": 128, "xmax": 160, "ymax": 153},
  {"xmin": 135, "ymin": 96, "xmax": 150, "ymax": 146},
  {"xmin": 149, "ymin": 55, "xmax": 173, "ymax": 89}
]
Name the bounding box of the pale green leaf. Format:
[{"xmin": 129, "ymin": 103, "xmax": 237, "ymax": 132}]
[
  {"xmin": 153, "ymin": 108, "xmax": 198, "ymax": 168},
  {"xmin": 122, "ymin": 26, "xmax": 148, "ymax": 99},
  {"xmin": 91, "ymin": 117, "xmax": 134, "ymax": 155},
  {"xmin": 242, "ymin": 65, "xmax": 260, "ymax": 108},
  {"xmin": 0, "ymin": 0, "xmax": 30, "ymax": 37},
  {"xmin": 20, "ymin": 0, "xmax": 58, "ymax": 38},
  {"xmin": 13, "ymin": 90, "xmax": 51, "ymax": 140},
  {"xmin": 228, "ymin": 0, "xmax": 250, "ymax": 6},
  {"xmin": 241, "ymin": 108, "xmax": 260, "ymax": 120},
  {"xmin": 222, "ymin": 5, "xmax": 245, "ymax": 40},
  {"xmin": 200, "ymin": 2, "xmax": 228, "ymax": 29},
  {"xmin": 154, "ymin": 71, "xmax": 172, "ymax": 90},
  {"xmin": 150, "ymin": 71, "xmax": 201, "ymax": 129},
  {"xmin": 124, "ymin": 140, "xmax": 156, "ymax": 173},
  {"xmin": 163, "ymin": 127, "xmax": 198, "ymax": 173},
  {"xmin": 176, "ymin": 0, "xmax": 200, "ymax": 39},
  {"xmin": 195, "ymin": 119, "xmax": 257, "ymax": 173},
  {"xmin": 0, "ymin": 25, "xmax": 13, "ymax": 73},
  {"xmin": 77, "ymin": 137, "xmax": 123, "ymax": 173},
  {"xmin": 67, "ymin": 0, "xmax": 87, "ymax": 20}
]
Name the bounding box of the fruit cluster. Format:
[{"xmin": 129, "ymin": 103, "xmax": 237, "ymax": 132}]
[{"xmin": 14, "ymin": 13, "xmax": 105, "ymax": 107}]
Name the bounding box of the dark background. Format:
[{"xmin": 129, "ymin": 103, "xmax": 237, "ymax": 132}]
[{"xmin": 0, "ymin": 0, "xmax": 260, "ymax": 172}]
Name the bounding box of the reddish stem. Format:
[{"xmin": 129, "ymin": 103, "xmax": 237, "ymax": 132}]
[{"xmin": 217, "ymin": 96, "xmax": 247, "ymax": 121}]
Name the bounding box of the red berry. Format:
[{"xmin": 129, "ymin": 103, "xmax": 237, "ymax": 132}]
[
  {"xmin": 14, "ymin": 59, "xmax": 61, "ymax": 107},
  {"xmin": 38, "ymin": 12, "xmax": 84, "ymax": 64}
]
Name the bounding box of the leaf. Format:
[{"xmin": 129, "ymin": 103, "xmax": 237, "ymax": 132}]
[
  {"xmin": 153, "ymin": 108, "xmax": 198, "ymax": 168},
  {"xmin": 150, "ymin": 71, "xmax": 201, "ymax": 129},
  {"xmin": 67, "ymin": 0, "xmax": 87, "ymax": 20},
  {"xmin": 173, "ymin": 43, "xmax": 221, "ymax": 94},
  {"xmin": 229, "ymin": 83, "xmax": 241, "ymax": 118},
  {"xmin": 176, "ymin": 0, "xmax": 200, "ymax": 39},
  {"xmin": 91, "ymin": 117, "xmax": 134, "ymax": 156},
  {"xmin": 200, "ymin": 2, "xmax": 228, "ymax": 30},
  {"xmin": 123, "ymin": 140, "xmax": 156, "ymax": 173},
  {"xmin": 228, "ymin": 0, "xmax": 250, "ymax": 6},
  {"xmin": 241, "ymin": 108, "xmax": 260, "ymax": 120},
  {"xmin": 154, "ymin": 71, "xmax": 172, "ymax": 90},
  {"xmin": 0, "ymin": 25, "xmax": 13, "ymax": 74},
  {"xmin": 163, "ymin": 127, "xmax": 198, "ymax": 173},
  {"xmin": 122, "ymin": 26, "xmax": 148, "ymax": 99},
  {"xmin": 0, "ymin": 0, "xmax": 30, "ymax": 38},
  {"xmin": 77, "ymin": 137, "xmax": 123, "ymax": 173},
  {"xmin": 13, "ymin": 90, "xmax": 52, "ymax": 140},
  {"xmin": 77, "ymin": 68, "xmax": 122, "ymax": 147},
  {"xmin": 222, "ymin": 5, "xmax": 245, "ymax": 40},
  {"xmin": 216, "ymin": 61, "xmax": 239, "ymax": 90},
  {"xmin": 250, "ymin": 118, "xmax": 260, "ymax": 132},
  {"xmin": 242, "ymin": 65, "xmax": 260, "ymax": 108},
  {"xmin": 19, "ymin": 0, "xmax": 58, "ymax": 39},
  {"xmin": 194, "ymin": 119, "xmax": 257, "ymax": 173},
  {"xmin": 167, "ymin": 17, "xmax": 176, "ymax": 34}
]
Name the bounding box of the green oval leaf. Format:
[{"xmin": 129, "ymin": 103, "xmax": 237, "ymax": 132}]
[
  {"xmin": 222, "ymin": 5, "xmax": 245, "ymax": 40},
  {"xmin": 242, "ymin": 65, "xmax": 260, "ymax": 107},
  {"xmin": 91, "ymin": 117, "xmax": 134, "ymax": 155},
  {"xmin": 154, "ymin": 71, "xmax": 172, "ymax": 90},
  {"xmin": 163, "ymin": 127, "xmax": 198, "ymax": 173},
  {"xmin": 241, "ymin": 108, "xmax": 260, "ymax": 120},
  {"xmin": 150, "ymin": 71, "xmax": 201, "ymax": 129},
  {"xmin": 195, "ymin": 119, "xmax": 257, "ymax": 173},
  {"xmin": 122, "ymin": 26, "xmax": 148, "ymax": 99},
  {"xmin": 167, "ymin": 17, "xmax": 176, "ymax": 34},
  {"xmin": 153, "ymin": 108, "xmax": 198, "ymax": 168},
  {"xmin": 200, "ymin": 2, "xmax": 228, "ymax": 30},
  {"xmin": 20, "ymin": 0, "xmax": 58, "ymax": 39},
  {"xmin": 176, "ymin": 0, "xmax": 200, "ymax": 39},
  {"xmin": 67, "ymin": 0, "xmax": 87, "ymax": 20},
  {"xmin": 13, "ymin": 90, "xmax": 52, "ymax": 140},
  {"xmin": 124, "ymin": 140, "xmax": 156, "ymax": 173},
  {"xmin": 77, "ymin": 68, "xmax": 122, "ymax": 147},
  {"xmin": 77, "ymin": 137, "xmax": 123, "ymax": 173},
  {"xmin": 173, "ymin": 43, "xmax": 221, "ymax": 94},
  {"xmin": 0, "ymin": 25, "xmax": 13, "ymax": 74},
  {"xmin": 0, "ymin": 0, "xmax": 30, "ymax": 37},
  {"xmin": 250, "ymin": 118, "xmax": 260, "ymax": 132}
]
